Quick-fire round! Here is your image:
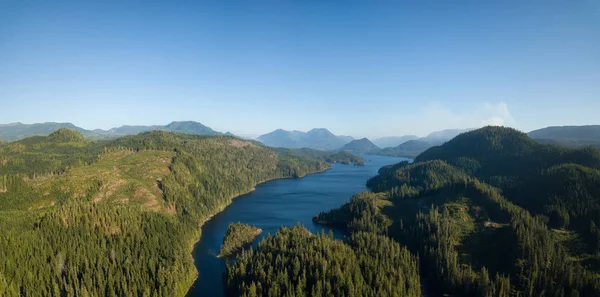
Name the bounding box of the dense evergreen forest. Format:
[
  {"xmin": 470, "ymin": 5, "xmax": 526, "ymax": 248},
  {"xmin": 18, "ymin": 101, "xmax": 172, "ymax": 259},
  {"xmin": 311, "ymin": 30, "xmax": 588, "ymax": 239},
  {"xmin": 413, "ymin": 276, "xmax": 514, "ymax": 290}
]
[
  {"xmin": 273, "ymin": 147, "xmax": 365, "ymax": 166},
  {"xmin": 224, "ymin": 225, "xmax": 421, "ymax": 297},
  {"xmin": 310, "ymin": 126, "xmax": 600, "ymax": 296},
  {"xmin": 0, "ymin": 129, "xmax": 337, "ymax": 297},
  {"xmin": 218, "ymin": 223, "xmax": 262, "ymax": 258}
]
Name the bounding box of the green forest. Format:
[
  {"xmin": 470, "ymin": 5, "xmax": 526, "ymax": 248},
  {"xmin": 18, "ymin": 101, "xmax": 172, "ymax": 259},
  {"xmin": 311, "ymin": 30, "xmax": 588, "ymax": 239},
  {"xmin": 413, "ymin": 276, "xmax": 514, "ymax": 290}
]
[
  {"xmin": 4, "ymin": 126, "xmax": 600, "ymax": 296},
  {"xmin": 309, "ymin": 126, "xmax": 600, "ymax": 296},
  {"xmin": 224, "ymin": 225, "xmax": 421, "ymax": 297},
  {"xmin": 218, "ymin": 223, "xmax": 262, "ymax": 258},
  {"xmin": 0, "ymin": 129, "xmax": 335, "ymax": 297}
]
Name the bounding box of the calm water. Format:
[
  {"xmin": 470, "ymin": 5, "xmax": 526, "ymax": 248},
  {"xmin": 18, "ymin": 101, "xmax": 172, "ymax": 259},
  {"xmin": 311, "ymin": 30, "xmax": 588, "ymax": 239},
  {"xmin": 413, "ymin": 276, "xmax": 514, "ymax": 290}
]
[{"xmin": 186, "ymin": 154, "xmax": 408, "ymax": 297}]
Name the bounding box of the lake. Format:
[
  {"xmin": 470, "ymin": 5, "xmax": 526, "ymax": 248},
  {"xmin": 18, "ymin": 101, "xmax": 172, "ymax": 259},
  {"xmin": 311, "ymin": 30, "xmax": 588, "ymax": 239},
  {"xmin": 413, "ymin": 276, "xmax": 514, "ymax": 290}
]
[{"xmin": 186, "ymin": 154, "xmax": 408, "ymax": 297}]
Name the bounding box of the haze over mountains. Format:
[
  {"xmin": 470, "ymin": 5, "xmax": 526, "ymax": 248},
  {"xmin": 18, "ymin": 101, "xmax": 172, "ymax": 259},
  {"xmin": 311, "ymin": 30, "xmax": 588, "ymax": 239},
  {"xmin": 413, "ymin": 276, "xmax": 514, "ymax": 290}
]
[
  {"xmin": 528, "ymin": 125, "xmax": 600, "ymax": 148},
  {"xmin": 2, "ymin": 122, "xmax": 599, "ymax": 157},
  {"xmin": 0, "ymin": 121, "xmax": 221, "ymax": 141},
  {"xmin": 371, "ymin": 136, "xmax": 419, "ymax": 148}
]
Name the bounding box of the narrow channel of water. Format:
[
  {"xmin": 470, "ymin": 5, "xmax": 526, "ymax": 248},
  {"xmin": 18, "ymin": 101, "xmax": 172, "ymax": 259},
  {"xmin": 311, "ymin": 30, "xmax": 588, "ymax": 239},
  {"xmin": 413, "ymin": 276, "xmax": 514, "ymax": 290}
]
[{"xmin": 186, "ymin": 155, "xmax": 408, "ymax": 297}]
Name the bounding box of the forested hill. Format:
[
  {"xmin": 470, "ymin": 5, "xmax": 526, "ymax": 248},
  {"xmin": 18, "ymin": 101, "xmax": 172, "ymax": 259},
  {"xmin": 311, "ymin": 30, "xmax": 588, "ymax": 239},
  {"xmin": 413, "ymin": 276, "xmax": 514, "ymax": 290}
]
[
  {"xmin": 339, "ymin": 137, "xmax": 381, "ymax": 154},
  {"xmin": 0, "ymin": 129, "xmax": 334, "ymax": 296},
  {"xmin": 273, "ymin": 147, "xmax": 365, "ymax": 166},
  {"xmin": 312, "ymin": 126, "xmax": 600, "ymax": 297}
]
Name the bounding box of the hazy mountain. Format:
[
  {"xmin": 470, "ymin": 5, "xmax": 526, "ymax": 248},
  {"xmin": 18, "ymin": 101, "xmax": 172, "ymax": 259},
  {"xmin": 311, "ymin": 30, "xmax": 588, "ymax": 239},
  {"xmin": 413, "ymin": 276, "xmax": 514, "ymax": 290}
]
[
  {"xmin": 424, "ymin": 128, "xmax": 473, "ymax": 141},
  {"xmin": 372, "ymin": 135, "xmax": 419, "ymax": 148},
  {"xmin": 337, "ymin": 135, "xmax": 355, "ymax": 143},
  {"xmin": 377, "ymin": 139, "xmax": 444, "ymax": 158},
  {"xmin": 339, "ymin": 138, "xmax": 381, "ymax": 154},
  {"xmin": 257, "ymin": 128, "xmax": 352, "ymax": 150},
  {"xmin": 376, "ymin": 128, "xmax": 472, "ymax": 158},
  {"xmin": 0, "ymin": 121, "xmax": 222, "ymax": 141},
  {"xmin": 0, "ymin": 122, "xmax": 94, "ymax": 141},
  {"xmin": 528, "ymin": 125, "xmax": 600, "ymax": 148},
  {"xmin": 106, "ymin": 125, "xmax": 164, "ymax": 135}
]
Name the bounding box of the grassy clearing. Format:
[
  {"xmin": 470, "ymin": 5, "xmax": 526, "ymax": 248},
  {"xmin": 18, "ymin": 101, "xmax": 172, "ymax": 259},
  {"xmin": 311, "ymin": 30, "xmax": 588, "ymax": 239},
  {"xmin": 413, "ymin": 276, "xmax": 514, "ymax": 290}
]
[{"xmin": 31, "ymin": 150, "xmax": 173, "ymax": 213}]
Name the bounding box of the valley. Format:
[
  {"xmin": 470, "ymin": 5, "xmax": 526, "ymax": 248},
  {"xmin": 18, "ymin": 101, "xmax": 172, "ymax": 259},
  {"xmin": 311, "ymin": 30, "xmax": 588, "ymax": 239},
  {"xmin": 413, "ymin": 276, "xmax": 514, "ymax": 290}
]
[
  {"xmin": 0, "ymin": 129, "xmax": 338, "ymax": 296},
  {"xmin": 1, "ymin": 125, "xmax": 600, "ymax": 296},
  {"xmin": 3, "ymin": 2, "xmax": 597, "ymax": 295}
]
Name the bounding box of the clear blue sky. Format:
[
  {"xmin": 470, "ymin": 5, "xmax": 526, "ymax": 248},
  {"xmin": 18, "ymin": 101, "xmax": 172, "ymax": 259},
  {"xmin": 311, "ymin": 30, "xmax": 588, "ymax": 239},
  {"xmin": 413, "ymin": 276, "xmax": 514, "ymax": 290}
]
[{"xmin": 0, "ymin": 1, "xmax": 598, "ymax": 138}]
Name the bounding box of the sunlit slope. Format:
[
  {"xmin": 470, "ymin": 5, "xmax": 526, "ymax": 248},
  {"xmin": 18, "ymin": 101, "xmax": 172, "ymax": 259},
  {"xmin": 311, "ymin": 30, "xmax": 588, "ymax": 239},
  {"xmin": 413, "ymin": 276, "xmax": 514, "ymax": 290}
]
[
  {"xmin": 315, "ymin": 126, "xmax": 600, "ymax": 296},
  {"xmin": 28, "ymin": 150, "xmax": 173, "ymax": 212},
  {"xmin": 0, "ymin": 129, "xmax": 331, "ymax": 297}
]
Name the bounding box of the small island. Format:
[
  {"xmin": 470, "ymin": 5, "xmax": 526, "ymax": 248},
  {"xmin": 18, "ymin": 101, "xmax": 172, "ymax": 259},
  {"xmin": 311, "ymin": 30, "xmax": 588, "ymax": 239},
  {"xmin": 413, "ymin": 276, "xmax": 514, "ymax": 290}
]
[
  {"xmin": 325, "ymin": 151, "xmax": 365, "ymax": 166},
  {"xmin": 218, "ymin": 223, "xmax": 263, "ymax": 258}
]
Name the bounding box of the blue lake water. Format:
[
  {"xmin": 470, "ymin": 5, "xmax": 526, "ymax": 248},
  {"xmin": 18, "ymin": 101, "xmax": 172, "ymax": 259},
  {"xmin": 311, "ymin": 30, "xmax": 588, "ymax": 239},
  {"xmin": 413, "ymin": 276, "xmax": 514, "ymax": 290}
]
[{"xmin": 186, "ymin": 154, "xmax": 408, "ymax": 297}]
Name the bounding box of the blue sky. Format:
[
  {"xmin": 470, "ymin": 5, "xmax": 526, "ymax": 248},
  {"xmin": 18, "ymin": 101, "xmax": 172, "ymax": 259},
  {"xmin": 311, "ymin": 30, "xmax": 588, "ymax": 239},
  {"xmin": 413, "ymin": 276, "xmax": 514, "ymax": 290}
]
[{"xmin": 0, "ymin": 1, "xmax": 598, "ymax": 138}]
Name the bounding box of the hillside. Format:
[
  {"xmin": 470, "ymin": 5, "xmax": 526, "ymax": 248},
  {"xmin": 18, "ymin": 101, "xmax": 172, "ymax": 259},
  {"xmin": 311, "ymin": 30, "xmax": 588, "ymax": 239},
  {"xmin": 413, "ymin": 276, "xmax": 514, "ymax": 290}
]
[
  {"xmin": 0, "ymin": 129, "xmax": 334, "ymax": 296},
  {"xmin": 528, "ymin": 125, "xmax": 600, "ymax": 148},
  {"xmin": 273, "ymin": 147, "xmax": 365, "ymax": 166},
  {"xmin": 311, "ymin": 126, "xmax": 600, "ymax": 297},
  {"xmin": 372, "ymin": 135, "xmax": 419, "ymax": 148},
  {"xmin": 0, "ymin": 121, "xmax": 222, "ymax": 141},
  {"xmin": 339, "ymin": 137, "xmax": 381, "ymax": 154},
  {"xmin": 257, "ymin": 128, "xmax": 352, "ymax": 150}
]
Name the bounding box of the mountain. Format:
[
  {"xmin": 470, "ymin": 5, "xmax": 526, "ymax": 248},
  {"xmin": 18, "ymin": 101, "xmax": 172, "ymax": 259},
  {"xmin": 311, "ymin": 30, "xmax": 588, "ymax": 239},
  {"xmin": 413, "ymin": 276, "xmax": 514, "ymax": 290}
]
[
  {"xmin": 312, "ymin": 126, "xmax": 600, "ymax": 297},
  {"xmin": 337, "ymin": 135, "xmax": 355, "ymax": 143},
  {"xmin": 528, "ymin": 125, "xmax": 600, "ymax": 148},
  {"xmin": 257, "ymin": 129, "xmax": 305, "ymax": 147},
  {"xmin": 0, "ymin": 121, "xmax": 222, "ymax": 141},
  {"xmin": 257, "ymin": 128, "xmax": 352, "ymax": 150},
  {"xmin": 423, "ymin": 128, "xmax": 473, "ymax": 141},
  {"xmin": 102, "ymin": 121, "xmax": 221, "ymax": 136},
  {"xmin": 0, "ymin": 122, "xmax": 94, "ymax": 141},
  {"xmin": 375, "ymin": 128, "xmax": 473, "ymax": 158},
  {"xmin": 163, "ymin": 121, "xmax": 221, "ymax": 135},
  {"xmin": 339, "ymin": 138, "xmax": 381, "ymax": 154},
  {"xmin": 372, "ymin": 135, "xmax": 419, "ymax": 148},
  {"xmin": 377, "ymin": 139, "xmax": 444, "ymax": 158},
  {"xmin": 105, "ymin": 125, "xmax": 163, "ymax": 135}
]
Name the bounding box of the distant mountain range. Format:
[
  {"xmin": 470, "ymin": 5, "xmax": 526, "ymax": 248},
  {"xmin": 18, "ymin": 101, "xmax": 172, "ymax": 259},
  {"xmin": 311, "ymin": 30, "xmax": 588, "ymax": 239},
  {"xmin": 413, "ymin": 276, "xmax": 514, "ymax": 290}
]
[
  {"xmin": 257, "ymin": 128, "xmax": 353, "ymax": 150},
  {"xmin": 528, "ymin": 125, "xmax": 600, "ymax": 148},
  {"xmin": 375, "ymin": 128, "xmax": 473, "ymax": 158},
  {"xmin": 256, "ymin": 127, "xmax": 474, "ymax": 158},
  {"xmin": 0, "ymin": 121, "xmax": 221, "ymax": 141},
  {"xmin": 3, "ymin": 122, "xmax": 599, "ymax": 154}
]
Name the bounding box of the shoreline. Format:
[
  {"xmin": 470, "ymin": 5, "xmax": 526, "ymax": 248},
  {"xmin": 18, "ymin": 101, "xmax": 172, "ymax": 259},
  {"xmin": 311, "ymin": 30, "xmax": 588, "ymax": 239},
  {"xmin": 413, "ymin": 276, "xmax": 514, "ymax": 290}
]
[{"xmin": 181, "ymin": 165, "xmax": 332, "ymax": 297}]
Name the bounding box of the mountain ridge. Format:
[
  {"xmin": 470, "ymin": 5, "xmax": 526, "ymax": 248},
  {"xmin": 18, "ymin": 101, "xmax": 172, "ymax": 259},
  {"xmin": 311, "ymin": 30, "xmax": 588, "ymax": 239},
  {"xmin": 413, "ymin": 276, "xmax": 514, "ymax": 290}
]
[
  {"xmin": 528, "ymin": 125, "xmax": 600, "ymax": 148},
  {"xmin": 257, "ymin": 128, "xmax": 353, "ymax": 150},
  {"xmin": 371, "ymin": 135, "xmax": 419, "ymax": 148},
  {"xmin": 0, "ymin": 121, "xmax": 222, "ymax": 141}
]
